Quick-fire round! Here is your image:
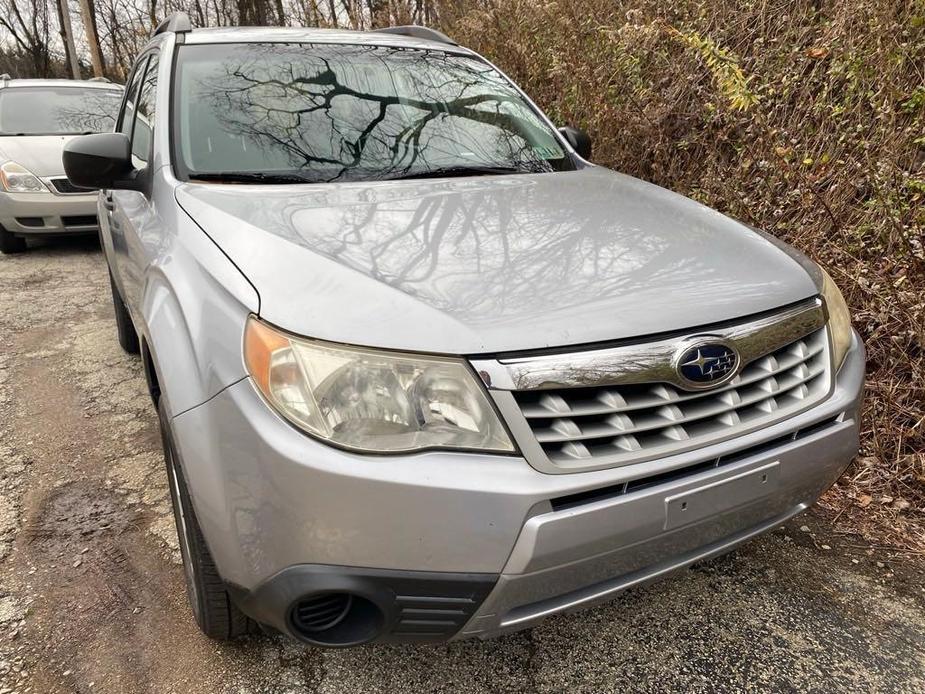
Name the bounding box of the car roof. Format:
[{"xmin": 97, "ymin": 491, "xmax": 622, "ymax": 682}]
[
  {"xmin": 0, "ymin": 78, "xmax": 123, "ymax": 91},
  {"xmin": 182, "ymin": 26, "xmax": 475, "ymax": 55}
]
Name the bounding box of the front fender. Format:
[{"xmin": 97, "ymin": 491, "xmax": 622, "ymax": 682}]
[{"xmin": 141, "ymin": 203, "xmax": 259, "ymax": 418}]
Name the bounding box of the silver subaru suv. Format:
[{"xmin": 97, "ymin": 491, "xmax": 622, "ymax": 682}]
[{"xmin": 63, "ymin": 13, "xmax": 865, "ymax": 648}]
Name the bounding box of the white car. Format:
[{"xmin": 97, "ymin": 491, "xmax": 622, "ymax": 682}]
[{"xmin": 0, "ymin": 77, "xmax": 123, "ymax": 253}]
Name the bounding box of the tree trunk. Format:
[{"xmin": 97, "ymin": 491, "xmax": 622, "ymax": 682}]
[
  {"xmin": 76, "ymin": 0, "xmax": 105, "ymax": 77},
  {"xmin": 56, "ymin": 0, "xmax": 81, "ymax": 79},
  {"xmin": 326, "ymin": 0, "xmax": 339, "ymax": 27}
]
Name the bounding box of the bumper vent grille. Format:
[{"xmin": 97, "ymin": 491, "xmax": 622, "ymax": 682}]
[
  {"xmin": 392, "ymin": 595, "xmax": 476, "ymax": 638},
  {"xmin": 292, "ymin": 593, "xmax": 353, "ymax": 633},
  {"xmin": 49, "ymin": 178, "xmax": 90, "ymax": 194},
  {"xmin": 513, "ymin": 327, "xmax": 831, "ymax": 468},
  {"xmin": 62, "ymin": 215, "xmax": 98, "ymax": 228},
  {"xmin": 550, "ymin": 414, "xmax": 842, "ymax": 511}
]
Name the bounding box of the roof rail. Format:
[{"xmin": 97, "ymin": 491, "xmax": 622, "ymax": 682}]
[
  {"xmin": 153, "ymin": 11, "xmax": 192, "ymax": 37},
  {"xmin": 374, "ymin": 25, "xmax": 458, "ymax": 46}
]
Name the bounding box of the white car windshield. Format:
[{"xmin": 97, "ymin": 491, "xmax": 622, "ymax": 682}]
[
  {"xmin": 0, "ymin": 86, "xmax": 122, "ymax": 135},
  {"xmin": 173, "ymin": 42, "xmax": 575, "ymax": 183}
]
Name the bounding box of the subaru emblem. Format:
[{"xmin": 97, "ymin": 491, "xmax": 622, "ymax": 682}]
[{"xmin": 674, "ymin": 339, "xmax": 740, "ymax": 389}]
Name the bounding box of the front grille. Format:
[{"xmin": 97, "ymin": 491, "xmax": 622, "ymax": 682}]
[
  {"xmin": 62, "ymin": 215, "xmax": 98, "ymax": 227},
  {"xmin": 49, "ymin": 177, "xmax": 89, "ymax": 194},
  {"xmin": 513, "ymin": 327, "xmax": 830, "ymax": 468}
]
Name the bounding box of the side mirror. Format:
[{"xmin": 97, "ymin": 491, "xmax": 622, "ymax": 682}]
[
  {"xmin": 63, "ymin": 133, "xmax": 140, "ymax": 191},
  {"xmin": 558, "ymin": 126, "xmax": 592, "ymax": 161}
]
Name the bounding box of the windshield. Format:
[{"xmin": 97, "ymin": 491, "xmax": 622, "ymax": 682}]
[
  {"xmin": 173, "ymin": 43, "xmax": 574, "ymax": 183},
  {"xmin": 0, "ymin": 86, "xmax": 122, "ymax": 135}
]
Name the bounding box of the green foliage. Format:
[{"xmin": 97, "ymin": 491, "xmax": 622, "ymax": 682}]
[
  {"xmin": 902, "ymin": 86, "xmax": 925, "ymax": 114},
  {"xmin": 668, "ymin": 28, "xmax": 760, "ymax": 111}
]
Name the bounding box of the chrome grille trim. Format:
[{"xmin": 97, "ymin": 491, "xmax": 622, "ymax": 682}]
[
  {"xmin": 472, "ymin": 298, "xmax": 825, "ymax": 392},
  {"xmin": 522, "ymin": 328, "xmax": 829, "ymax": 463},
  {"xmin": 478, "ymin": 299, "xmax": 833, "ymax": 472}
]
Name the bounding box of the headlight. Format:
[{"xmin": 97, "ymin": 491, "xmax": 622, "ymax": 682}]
[
  {"xmin": 244, "ymin": 317, "xmax": 515, "ymax": 454},
  {"xmin": 818, "ymin": 265, "xmax": 852, "ymax": 371},
  {"xmin": 0, "ymin": 161, "xmax": 48, "ymax": 193}
]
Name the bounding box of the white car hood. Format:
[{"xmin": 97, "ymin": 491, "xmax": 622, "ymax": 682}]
[{"xmin": 0, "ymin": 135, "xmax": 74, "ymax": 177}]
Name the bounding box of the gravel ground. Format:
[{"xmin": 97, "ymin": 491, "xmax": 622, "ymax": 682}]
[{"xmin": 1, "ymin": 237, "xmax": 924, "ymax": 694}]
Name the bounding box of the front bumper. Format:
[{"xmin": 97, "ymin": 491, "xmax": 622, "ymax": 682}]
[
  {"xmin": 0, "ymin": 190, "xmax": 99, "ymax": 236},
  {"xmin": 171, "ymin": 331, "xmax": 864, "ymax": 644}
]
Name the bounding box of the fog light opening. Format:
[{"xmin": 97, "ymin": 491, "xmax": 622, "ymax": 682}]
[{"xmin": 289, "ymin": 592, "xmax": 384, "ymax": 647}]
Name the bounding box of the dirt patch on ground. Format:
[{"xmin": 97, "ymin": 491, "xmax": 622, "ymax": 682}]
[
  {"xmin": 24, "ymin": 484, "xmax": 138, "ymax": 549},
  {"xmin": 0, "ymin": 238, "xmax": 923, "ymax": 694}
]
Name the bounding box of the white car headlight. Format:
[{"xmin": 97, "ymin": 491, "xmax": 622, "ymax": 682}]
[
  {"xmin": 0, "ymin": 161, "xmax": 48, "ymax": 193},
  {"xmin": 818, "ymin": 265, "xmax": 852, "ymax": 371},
  {"xmin": 244, "ymin": 317, "xmax": 515, "ymax": 454}
]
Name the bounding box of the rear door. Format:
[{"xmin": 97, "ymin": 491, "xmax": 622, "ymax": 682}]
[{"xmin": 109, "ymin": 51, "xmax": 159, "ymax": 317}]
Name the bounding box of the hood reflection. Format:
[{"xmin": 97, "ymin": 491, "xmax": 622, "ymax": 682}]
[{"xmin": 178, "ymin": 167, "xmax": 817, "ymax": 353}]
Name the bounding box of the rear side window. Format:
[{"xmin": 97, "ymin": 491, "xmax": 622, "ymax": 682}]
[{"xmin": 131, "ymin": 54, "xmax": 159, "ymax": 168}]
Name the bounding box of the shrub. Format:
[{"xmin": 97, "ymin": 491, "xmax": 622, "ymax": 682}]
[{"xmin": 443, "ymin": 0, "xmax": 925, "ymax": 550}]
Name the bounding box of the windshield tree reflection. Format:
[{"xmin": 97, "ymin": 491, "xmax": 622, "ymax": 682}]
[{"xmin": 174, "ymin": 43, "xmax": 574, "ymax": 182}]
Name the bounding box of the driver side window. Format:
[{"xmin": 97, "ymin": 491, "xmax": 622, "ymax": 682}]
[
  {"xmin": 130, "ymin": 54, "xmax": 159, "ymax": 169},
  {"xmin": 117, "ymin": 57, "xmax": 147, "ymax": 137}
]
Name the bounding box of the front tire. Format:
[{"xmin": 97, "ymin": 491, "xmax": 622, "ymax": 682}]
[
  {"xmin": 109, "ymin": 274, "xmax": 140, "ymax": 354},
  {"xmin": 159, "ymin": 400, "xmax": 258, "ymax": 640},
  {"xmin": 0, "ymin": 227, "xmax": 26, "ymax": 254}
]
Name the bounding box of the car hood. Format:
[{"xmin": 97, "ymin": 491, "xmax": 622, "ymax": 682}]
[
  {"xmin": 176, "ymin": 167, "xmax": 819, "ymax": 355},
  {"xmin": 0, "ymin": 135, "xmax": 74, "ymax": 177}
]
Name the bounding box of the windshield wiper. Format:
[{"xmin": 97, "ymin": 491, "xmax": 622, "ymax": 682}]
[
  {"xmin": 0, "ymin": 132, "xmax": 91, "ymax": 136},
  {"xmin": 188, "ymin": 166, "xmax": 529, "ymax": 185},
  {"xmin": 385, "ymin": 165, "xmax": 526, "ymax": 181},
  {"xmin": 188, "ymin": 171, "xmax": 314, "ymax": 184}
]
